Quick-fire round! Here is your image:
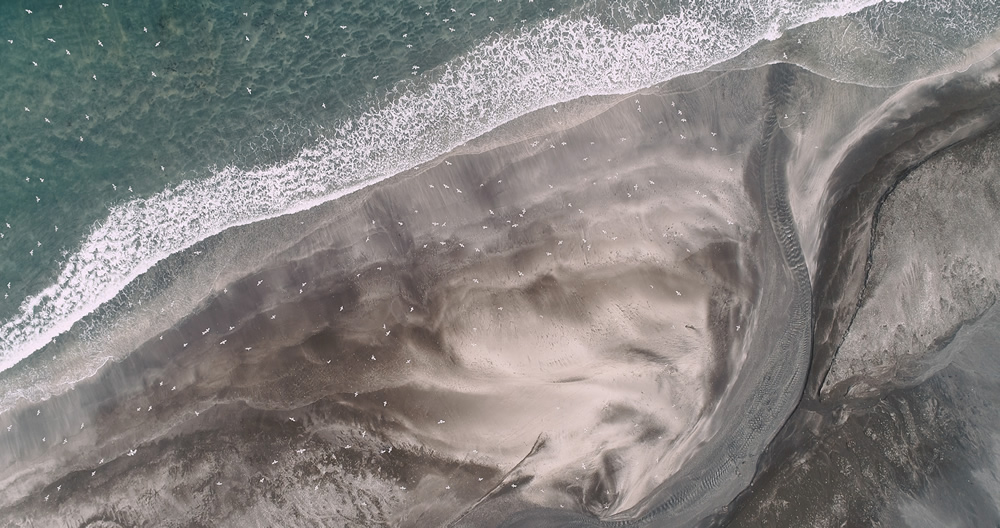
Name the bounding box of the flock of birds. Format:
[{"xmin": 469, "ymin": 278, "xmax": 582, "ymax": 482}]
[
  {"xmin": 2, "ymin": 2, "xmax": 511, "ymax": 295},
  {"xmin": 0, "ymin": 0, "xmax": 779, "ymax": 511},
  {"xmin": 0, "ymin": 0, "xmax": 780, "ymax": 301}
]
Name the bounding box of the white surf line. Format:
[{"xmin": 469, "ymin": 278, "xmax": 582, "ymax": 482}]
[{"xmin": 0, "ymin": 0, "xmax": 894, "ymax": 372}]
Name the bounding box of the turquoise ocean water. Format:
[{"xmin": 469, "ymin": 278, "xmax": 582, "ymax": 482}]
[
  {"xmin": 0, "ymin": 0, "xmax": 998, "ymax": 410},
  {"xmin": 0, "ymin": 0, "xmax": 572, "ymax": 320}
]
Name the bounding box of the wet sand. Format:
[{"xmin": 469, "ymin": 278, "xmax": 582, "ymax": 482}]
[
  {"xmin": 722, "ymin": 52, "xmax": 1000, "ymax": 526},
  {"xmin": 0, "ymin": 66, "xmax": 778, "ymax": 527},
  {"xmin": 2, "ymin": 50, "xmax": 1000, "ymax": 527}
]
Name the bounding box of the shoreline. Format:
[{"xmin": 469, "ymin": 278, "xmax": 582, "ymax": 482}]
[
  {"xmin": 4, "ymin": 51, "xmax": 998, "ymax": 526},
  {"xmin": 0, "ymin": 0, "xmax": 895, "ymax": 380},
  {"xmin": 0, "ymin": 66, "xmax": 771, "ymax": 526}
]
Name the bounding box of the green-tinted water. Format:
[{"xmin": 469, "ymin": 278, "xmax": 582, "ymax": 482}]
[{"xmin": 0, "ymin": 0, "xmax": 569, "ymax": 320}]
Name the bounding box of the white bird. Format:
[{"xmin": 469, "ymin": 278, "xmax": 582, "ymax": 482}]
[
  {"xmin": 151, "ymin": 71, "xmax": 157, "ymax": 77},
  {"xmin": 246, "ymin": 87, "xmax": 251, "ymax": 94}
]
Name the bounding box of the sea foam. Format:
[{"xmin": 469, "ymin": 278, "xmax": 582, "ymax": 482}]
[{"xmin": 0, "ymin": 0, "xmax": 892, "ymax": 375}]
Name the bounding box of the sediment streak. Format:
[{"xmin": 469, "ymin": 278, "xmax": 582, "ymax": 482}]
[{"xmin": 498, "ymin": 63, "xmax": 813, "ymax": 528}]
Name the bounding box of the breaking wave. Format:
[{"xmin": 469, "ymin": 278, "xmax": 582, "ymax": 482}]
[{"xmin": 0, "ymin": 0, "xmax": 891, "ymax": 373}]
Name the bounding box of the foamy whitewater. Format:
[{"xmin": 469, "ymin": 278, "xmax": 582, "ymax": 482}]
[{"xmin": 0, "ymin": 1, "xmax": 891, "ymax": 379}]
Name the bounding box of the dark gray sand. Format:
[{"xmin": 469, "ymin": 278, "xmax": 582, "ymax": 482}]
[
  {"xmin": 720, "ymin": 53, "xmax": 1000, "ymax": 527},
  {"xmin": 3, "ymin": 51, "xmax": 1000, "ymax": 527}
]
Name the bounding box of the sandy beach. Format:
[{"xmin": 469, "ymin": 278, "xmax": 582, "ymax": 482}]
[
  {"xmin": 3, "ymin": 47, "xmax": 1000, "ymax": 527},
  {"xmin": 0, "ymin": 65, "xmax": 783, "ymax": 527}
]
